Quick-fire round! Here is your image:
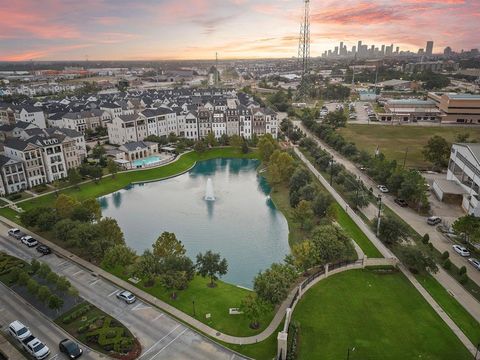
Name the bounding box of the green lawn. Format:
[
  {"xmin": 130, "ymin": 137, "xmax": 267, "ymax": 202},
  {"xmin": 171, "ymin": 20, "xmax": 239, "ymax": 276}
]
[
  {"xmin": 332, "ymin": 203, "xmax": 382, "ymax": 258},
  {"xmin": 292, "ymin": 269, "xmax": 472, "ymax": 360},
  {"xmin": 106, "ymin": 266, "xmax": 275, "ymax": 337},
  {"xmin": 338, "ymin": 124, "xmax": 480, "ymax": 168},
  {"xmin": 2, "ymin": 148, "xmax": 257, "ymax": 215},
  {"xmin": 416, "ymin": 273, "xmax": 480, "ymax": 345}
]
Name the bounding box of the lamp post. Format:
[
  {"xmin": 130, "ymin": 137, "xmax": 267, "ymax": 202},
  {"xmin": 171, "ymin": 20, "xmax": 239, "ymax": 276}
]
[
  {"xmin": 347, "ymin": 347, "xmax": 356, "ymax": 360},
  {"xmin": 192, "ymin": 300, "xmax": 196, "ymax": 317},
  {"xmin": 330, "ymin": 156, "xmax": 335, "ymax": 186},
  {"xmin": 474, "ymin": 342, "xmax": 479, "ymax": 360},
  {"xmin": 376, "ymin": 194, "xmax": 382, "ymax": 237}
]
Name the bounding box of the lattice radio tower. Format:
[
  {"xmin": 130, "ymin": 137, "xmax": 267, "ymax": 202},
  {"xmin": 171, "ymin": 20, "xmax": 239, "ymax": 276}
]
[{"xmin": 297, "ymin": 0, "xmax": 311, "ymax": 98}]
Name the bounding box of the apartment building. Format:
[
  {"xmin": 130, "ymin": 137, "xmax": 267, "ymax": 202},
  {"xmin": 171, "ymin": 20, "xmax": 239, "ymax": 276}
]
[
  {"xmin": 61, "ymin": 109, "xmax": 110, "ymax": 133},
  {"xmin": 107, "ymin": 113, "xmax": 148, "ymax": 145},
  {"xmin": 428, "ymin": 92, "xmax": 480, "ymax": 124},
  {"xmin": 31, "ymin": 136, "xmax": 68, "ymax": 182},
  {"xmin": 12, "ymin": 105, "xmax": 47, "ymax": 128}
]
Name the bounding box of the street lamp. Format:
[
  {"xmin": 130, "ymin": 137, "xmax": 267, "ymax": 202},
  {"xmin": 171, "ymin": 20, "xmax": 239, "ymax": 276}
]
[
  {"xmin": 376, "ymin": 194, "xmax": 382, "ymax": 237},
  {"xmin": 347, "ymin": 347, "xmax": 356, "ymax": 360},
  {"xmin": 474, "ymin": 342, "xmax": 479, "ymax": 360},
  {"xmin": 329, "ymin": 156, "xmax": 335, "ymax": 186},
  {"xmin": 192, "ymin": 300, "xmax": 196, "ymax": 317}
]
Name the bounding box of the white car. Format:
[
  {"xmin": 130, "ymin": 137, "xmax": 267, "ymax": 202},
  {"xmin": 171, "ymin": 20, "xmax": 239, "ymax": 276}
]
[
  {"xmin": 378, "ymin": 185, "xmax": 389, "ymax": 193},
  {"xmin": 116, "ymin": 290, "xmax": 136, "ymax": 304},
  {"xmin": 21, "ymin": 236, "xmax": 38, "ymax": 248},
  {"xmin": 22, "ymin": 336, "xmax": 50, "ymax": 360},
  {"xmin": 453, "ymin": 245, "xmax": 470, "ymax": 257},
  {"xmin": 468, "ymin": 258, "xmax": 480, "ymax": 271},
  {"xmin": 8, "ymin": 228, "xmax": 22, "ymax": 239},
  {"xmin": 8, "ymin": 320, "xmax": 32, "ymax": 342}
]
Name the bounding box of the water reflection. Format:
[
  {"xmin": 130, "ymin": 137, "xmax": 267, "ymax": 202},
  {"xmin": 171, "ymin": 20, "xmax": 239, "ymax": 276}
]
[{"xmin": 99, "ymin": 158, "xmax": 289, "ymax": 287}]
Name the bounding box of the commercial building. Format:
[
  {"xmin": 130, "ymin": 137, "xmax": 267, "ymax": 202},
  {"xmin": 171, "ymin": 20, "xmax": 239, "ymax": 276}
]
[
  {"xmin": 428, "ymin": 92, "xmax": 480, "ymax": 124},
  {"xmin": 438, "ymin": 143, "xmax": 480, "ymax": 216},
  {"xmin": 378, "ymin": 99, "xmax": 440, "ymax": 122}
]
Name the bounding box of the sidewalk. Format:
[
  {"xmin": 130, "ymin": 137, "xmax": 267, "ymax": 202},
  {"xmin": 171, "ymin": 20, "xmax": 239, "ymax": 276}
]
[{"xmin": 293, "ymin": 146, "xmax": 479, "ymax": 357}]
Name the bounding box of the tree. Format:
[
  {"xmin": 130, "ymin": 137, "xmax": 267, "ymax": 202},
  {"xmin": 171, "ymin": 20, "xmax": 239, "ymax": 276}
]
[
  {"xmin": 152, "ymin": 232, "xmax": 185, "ymax": 260},
  {"xmin": 312, "ymin": 192, "xmax": 333, "ymax": 217},
  {"xmin": 37, "ymin": 286, "xmax": 52, "ymax": 303},
  {"xmin": 230, "ymin": 135, "xmax": 243, "ymax": 148},
  {"xmin": 48, "ymin": 294, "xmax": 64, "ymax": 313},
  {"xmin": 46, "ymin": 271, "xmax": 59, "ymax": 285},
  {"xmin": 27, "ymin": 279, "xmax": 40, "ymax": 295},
  {"xmin": 422, "ymin": 135, "xmax": 451, "ymax": 168},
  {"xmin": 258, "ymin": 134, "xmax": 277, "ymax": 162},
  {"xmin": 18, "ymin": 271, "xmax": 30, "ymax": 286},
  {"xmin": 290, "ymin": 240, "xmax": 316, "ymax": 272},
  {"xmin": 292, "ymin": 200, "xmax": 313, "ymax": 229},
  {"xmin": 68, "ymin": 168, "xmax": 82, "ymax": 189},
  {"xmin": 69, "ymin": 222, "xmax": 99, "ymax": 250},
  {"xmin": 196, "ymin": 250, "xmax": 228, "ymax": 287},
  {"xmin": 253, "ymin": 263, "xmax": 296, "ymax": 305},
  {"xmin": 91, "ymin": 144, "xmax": 106, "ymax": 159},
  {"xmin": 107, "ymin": 159, "xmax": 119, "ymax": 179},
  {"xmin": 269, "ymin": 150, "xmax": 294, "ymax": 184},
  {"xmin": 37, "ymin": 263, "xmax": 52, "ymax": 278},
  {"xmin": 289, "ymin": 167, "xmax": 311, "ymax": 193},
  {"xmin": 324, "ymin": 110, "xmax": 347, "ymax": 129},
  {"xmin": 55, "ymin": 194, "xmax": 79, "ymax": 219},
  {"xmin": 194, "ymin": 140, "xmax": 206, "ymax": 153},
  {"xmin": 134, "ymin": 249, "xmax": 158, "ymax": 286},
  {"xmin": 30, "ymin": 259, "xmax": 41, "ymax": 274},
  {"xmin": 398, "ymin": 170, "xmax": 428, "ymax": 211},
  {"xmin": 376, "ymin": 215, "xmax": 409, "ymax": 245},
  {"xmin": 36, "ymin": 212, "xmax": 58, "ymax": 231},
  {"xmin": 241, "ymin": 138, "xmax": 250, "ymax": 154},
  {"xmin": 400, "ymin": 246, "xmax": 438, "ymax": 274},
  {"xmin": 160, "ymin": 255, "xmax": 195, "ymax": 299},
  {"xmin": 103, "ymin": 244, "xmax": 137, "ymax": 268},
  {"xmin": 205, "ymin": 132, "xmax": 217, "ymax": 147},
  {"xmin": 94, "ymin": 218, "xmax": 125, "ymax": 258},
  {"xmin": 81, "ymin": 198, "xmax": 102, "ymax": 221},
  {"xmin": 452, "ymin": 215, "xmax": 480, "ymax": 244},
  {"xmin": 56, "ymin": 277, "xmax": 71, "ymax": 292},
  {"xmin": 240, "ymin": 294, "xmax": 269, "ymax": 329},
  {"xmin": 310, "ymin": 225, "xmax": 355, "ymax": 265},
  {"xmin": 90, "ymin": 166, "xmax": 103, "ymax": 183},
  {"xmin": 20, "ymin": 207, "xmax": 51, "ymax": 227},
  {"xmin": 54, "ymin": 219, "xmax": 79, "ymax": 242}
]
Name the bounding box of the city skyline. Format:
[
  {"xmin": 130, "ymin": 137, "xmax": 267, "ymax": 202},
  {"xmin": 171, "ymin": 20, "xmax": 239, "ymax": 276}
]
[{"xmin": 0, "ymin": 0, "xmax": 479, "ymax": 61}]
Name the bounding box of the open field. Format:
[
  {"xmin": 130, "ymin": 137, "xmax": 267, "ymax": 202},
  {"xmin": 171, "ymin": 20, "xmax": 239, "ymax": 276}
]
[
  {"xmin": 337, "ymin": 124, "xmax": 480, "ymax": 168},
  {"xmin": 292, "ymin": 269, "xmax": 472, "ymax": 360}
]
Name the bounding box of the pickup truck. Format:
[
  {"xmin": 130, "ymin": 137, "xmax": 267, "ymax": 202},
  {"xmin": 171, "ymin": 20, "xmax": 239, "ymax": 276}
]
[{"xmin": 22, "ymin": 335, "xmax": 50, "ymax": 360}]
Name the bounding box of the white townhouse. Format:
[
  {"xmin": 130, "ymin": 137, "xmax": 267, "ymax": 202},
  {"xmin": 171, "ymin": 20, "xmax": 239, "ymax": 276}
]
[
  {"xmin": 212, "ymin": 111, "xmax": 226, "ymax": 138},
  {"xmin": 13, "ymin": 105, "xmax": 47, "ymax": 128},
  {"xmin": 184, "ymin": 112, "xmax": 199, "ymax": 140},
  {"xmin": 0, "ymin": 155, "xmax": 28, "ymax": 194},
  {"xmin": 31, "ymin": 136, "xmax": 68, "ymax": 182},
  {"xmin": 107, "ymin": 113, "xmax": 148, "ymax": 145},
  {"xmin": 239, "ymin": 105, "xmax": 252, "ymax": 139}
]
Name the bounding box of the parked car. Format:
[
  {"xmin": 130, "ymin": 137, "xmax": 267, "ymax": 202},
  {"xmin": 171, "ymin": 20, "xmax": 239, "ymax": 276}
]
[
  {"xmin": 8, "ymin": 321, "xmax": 32, "ymax": 342},
  {"xmin": 36, "ymin": 244, "xmax": 52, "ymax": 255},
  {"xmin": 116, "ymin": 290, "xmax": 136, "ymax": 304},
  {"xmin": 22, "ymin": 335, "xmax": 50, "ymax": 360},
  {"xmin": 8, "ymin": 228, "xmax": 23, "ymax": 239},
  {"xmin": 453, "ymin": 244, "xmax": 471, "ymax": 257},
  {"xmin": 378, "ymin": 185, "xmax": 389, "ymax": 193},
  {"xmin": 468, "ymin": 258, "xmax": 480, "ymax": 271},
  {"xmin": 427, "ymin": 216, "xmax": 442, "ymax": 226},
  {"xmin": 59, "ymin": 339, "xmax": 83, "ymax": 359},
  {"xmin": 394, "ymin": 198, "xmax": 408, "ymax": 207},
  {"xmin": 21, "ymin": 236, "xmax": 38, "ymax": 248}
]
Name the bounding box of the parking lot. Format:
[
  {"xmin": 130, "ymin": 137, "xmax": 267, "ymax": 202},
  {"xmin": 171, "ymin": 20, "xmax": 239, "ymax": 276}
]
[{"xmin": 0, "ymin": 230, "xmax": 245, "ymax": 360}]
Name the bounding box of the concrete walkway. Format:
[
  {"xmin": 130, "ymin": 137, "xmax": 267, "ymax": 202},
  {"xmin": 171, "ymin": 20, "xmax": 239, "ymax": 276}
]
[
  {"xmin": 293, "ymin": 145, "xmax": 479, "ymax": 357},
  {"xmin": 295, "ymin": 121, "xmax": 480, "ymax": 323}
]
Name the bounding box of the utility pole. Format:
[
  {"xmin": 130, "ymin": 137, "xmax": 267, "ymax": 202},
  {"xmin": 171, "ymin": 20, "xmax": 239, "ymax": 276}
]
[
  {"xmin": 330, "ymin": 156, "xmax": 335, "ymax": 186},
  {"xmin": 403, "ymin": 147, "xmax": 409, "ymax": 168},
  {"xmin": 376, "ymin": 194, "xmax": 382, "ymax": 237}
]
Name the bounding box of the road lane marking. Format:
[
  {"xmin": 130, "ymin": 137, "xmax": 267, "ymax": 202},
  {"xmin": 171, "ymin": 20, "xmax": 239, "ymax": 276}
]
[
  {"xmin": 108, "ymin": 289, "xmax": 119, "ymax": 297},
  {"xmin": 89, "ymin": 279, "xmax": 100, "ymax": 286},
  {"xmin": 152, "ymin": 313, "xmax": 164, "ymax": 321},
  {"xmin": 149, "ymin": 328, "xmax": 188, "ymax": 359},
  {"xmin": 57, "ymin": 260, "xmax": 68, "ymax": 267},
  {"xmin": 72, "ymin": 270, "xmax": 83, "ymax": 276},
  {"xmin": 132, "ymin": 302, "xmax": 151, "ymax": 311},
  {"xmin": 138, "ymin": 324, "xmax": 181, "ymax": 359},
  {"xmin": 48, "ymin": 353, "xmax": 58, "ymax": 360}
]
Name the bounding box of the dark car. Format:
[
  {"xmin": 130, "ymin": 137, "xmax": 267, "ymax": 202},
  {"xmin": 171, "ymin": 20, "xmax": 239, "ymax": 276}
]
[
  {"xmin": 59, "ymin": 339, "xmax": 83, "ymax": 359},
  {"xmin": 36, "ymin": 244, "xmax": 51, "ymax": 255},
  {"xmin": 394, "ymin": 198, "xmax": 408, "ymax": 207}
]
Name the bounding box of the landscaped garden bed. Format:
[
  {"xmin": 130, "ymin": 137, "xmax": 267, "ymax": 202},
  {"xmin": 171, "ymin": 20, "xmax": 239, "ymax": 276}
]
[{"xmin": 57, "ymin": 303, "xmax": 141, "ymax": 360}]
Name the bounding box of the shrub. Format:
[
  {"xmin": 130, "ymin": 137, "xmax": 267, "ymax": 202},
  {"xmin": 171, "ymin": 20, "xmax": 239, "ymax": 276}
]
[
  {"xmin": 9, "ymin": 267, "xmax": 21, "ymax": 283},
  {"xmin": 30, "ymin": 259, "xmax": 41, "ymax": 274},
  {"xmin": 27, "ymin": 279, "xmax": 40, "ymax": 295},
  {"xmin": 458, "ymin": 266, "xmax": 467, "ymax": 275},
  {"xmin": 62, "ymin": 316, "xmax": 72, "ymax": 324},
  {"xmin": 422, "ymin": 234, "xmax": 430, "ymax": 244},
  {"xmin": 7, "ymin": 193, "xmax": 22, "ymax": 201},
  {"xmin": 37, "ymin": 286, "xmax": 52, "ymax": 303},
  {"xmin": 78, "ymin": 325, "xmax": 88, "ymax": 334},
  {"xmin": 441, "ymin": 251, "xmax": 449, "ymax": 260},
  {"xmin": 37, "ymin": 263, "xmax": 51, "ymax": 278},
  {"xmin": 106, "ymin": 330, "xmax": 117, "ymax": 339},
  {"xmin": 459, "ymin": 274, "xmax": 468, "ymax": 285},
  {"xmin": 46, "ymin": 271, "xmax": 59, "ymax": 285},
  {"xmin": 18, "ymin": 271, "xmax": 30, "ymax": 286},
  {"xmin": 442, "ymin": 259, "xmax": 452, "ymax": 270}
]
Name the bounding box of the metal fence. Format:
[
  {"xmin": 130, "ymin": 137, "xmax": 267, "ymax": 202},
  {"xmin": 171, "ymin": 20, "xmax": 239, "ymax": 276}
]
[{"xmin": 300, "ymin": 267, "xmax": 325, "ymax": 291}]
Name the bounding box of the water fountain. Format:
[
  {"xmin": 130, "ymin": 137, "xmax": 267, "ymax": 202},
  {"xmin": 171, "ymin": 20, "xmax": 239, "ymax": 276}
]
[{"xmin": 204, "ymin": 178, "xmax": 215, "ymax": 201}]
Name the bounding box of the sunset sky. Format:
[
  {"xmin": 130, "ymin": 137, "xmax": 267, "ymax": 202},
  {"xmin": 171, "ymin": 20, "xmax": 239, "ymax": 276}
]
[{"xmin": 0, "ymin": 0, "xmax": 478, "ymax": 61}]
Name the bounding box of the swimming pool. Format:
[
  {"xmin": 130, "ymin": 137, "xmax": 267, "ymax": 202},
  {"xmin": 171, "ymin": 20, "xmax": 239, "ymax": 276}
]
[{"xmin": 131, "ymin": 156, "xmax": 161, "ymax": 168}]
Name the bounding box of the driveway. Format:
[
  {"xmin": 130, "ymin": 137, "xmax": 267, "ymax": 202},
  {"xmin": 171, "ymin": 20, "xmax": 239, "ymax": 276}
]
[{"xmin": 0, "ymin": 232, "xmax": 246, "ymax": 360}]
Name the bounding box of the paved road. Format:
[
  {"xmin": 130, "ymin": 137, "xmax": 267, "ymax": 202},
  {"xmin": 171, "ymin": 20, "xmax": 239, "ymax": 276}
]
[
  {"xmin": 0, "ymin": 281, "xmax": 101, "ymax": 360},
  {"xmin": 0, "ymin": 232, "xmax": 246, "ymax": 360},
  {"xmin": 295, "ymin": 121, "xmax": 480, "ymax": 323}
]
